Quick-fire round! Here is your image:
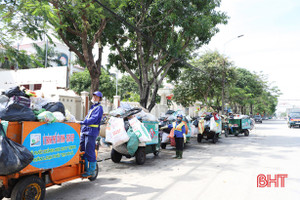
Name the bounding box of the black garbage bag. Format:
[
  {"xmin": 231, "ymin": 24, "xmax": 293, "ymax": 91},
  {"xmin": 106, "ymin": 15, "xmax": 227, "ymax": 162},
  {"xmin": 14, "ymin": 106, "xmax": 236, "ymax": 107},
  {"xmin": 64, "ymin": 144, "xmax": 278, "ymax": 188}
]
[
  {"xmin": 42, "ymin": 102, "xmax": 65, "ymax": 116},
  {"xmin": 4, "ymin": 86, "xmax": 27, "ymax": 98},
  {"xmin": 0, "ymin": 103, "xmax": 36, "ymax": 121},
  {"xmin": 9, "ymin": 96, "xmax": 31, "ymax": 108},
  {"xmin": 0, "ymin": 123, "xmax": 34, "ymax": 175}
]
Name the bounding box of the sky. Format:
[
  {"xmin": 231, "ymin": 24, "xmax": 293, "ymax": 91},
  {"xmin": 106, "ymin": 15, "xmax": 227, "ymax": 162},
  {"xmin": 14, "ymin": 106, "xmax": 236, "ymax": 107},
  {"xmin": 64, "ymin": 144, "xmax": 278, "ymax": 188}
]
[
  {"xmin": 203, "ymin": 0, "xmax": 300, "ymax": 100},
  {"xmin": 16, "ymin": 0, "xmax": 300, "ymax": 102}
]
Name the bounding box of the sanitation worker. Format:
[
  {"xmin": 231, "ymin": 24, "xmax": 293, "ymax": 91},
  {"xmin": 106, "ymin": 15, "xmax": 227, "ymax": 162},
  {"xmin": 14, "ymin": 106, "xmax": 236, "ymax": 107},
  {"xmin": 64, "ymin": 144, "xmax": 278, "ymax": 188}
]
[
  {"xmin": 168, "ymin": 114, "xmax": 186, "ymax": 159},
  {"xmin": 77, "ymin": 91, "xmax": 103, "ymax": 177}
]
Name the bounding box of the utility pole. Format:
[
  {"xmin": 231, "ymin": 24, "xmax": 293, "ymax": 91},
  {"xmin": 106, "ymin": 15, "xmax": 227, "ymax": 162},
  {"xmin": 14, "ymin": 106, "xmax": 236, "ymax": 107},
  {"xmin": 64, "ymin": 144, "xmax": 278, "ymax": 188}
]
[
  {"xmin": 221, "ymin": 35, "xmax": 244, "ymax": 115},
  {"xmin": 44, "ymin": 39, "xmax": 48, "ymax": 68}
]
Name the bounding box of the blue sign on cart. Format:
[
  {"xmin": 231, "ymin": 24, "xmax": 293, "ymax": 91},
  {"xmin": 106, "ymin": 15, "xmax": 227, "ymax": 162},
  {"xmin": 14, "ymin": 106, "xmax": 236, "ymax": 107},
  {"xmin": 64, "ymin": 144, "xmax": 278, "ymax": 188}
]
[{"xmin": 23, "ymin": 123, "xmax": 80, "ymax": 169}]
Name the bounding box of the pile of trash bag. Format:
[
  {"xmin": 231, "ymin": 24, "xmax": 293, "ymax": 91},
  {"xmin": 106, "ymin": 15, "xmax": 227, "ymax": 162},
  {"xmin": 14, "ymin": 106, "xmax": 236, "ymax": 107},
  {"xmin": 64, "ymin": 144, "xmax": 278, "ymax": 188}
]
[
  {"xmin": 0, "ymin": 123, "xmax": 34, "ymax": 175},
  {"xmin": 106, "ymin": 105, "xmax": 155, "ymax": 155},
  {"xmin": 0, "ymin": 86, "xmax": 76, "ymax": 123}
]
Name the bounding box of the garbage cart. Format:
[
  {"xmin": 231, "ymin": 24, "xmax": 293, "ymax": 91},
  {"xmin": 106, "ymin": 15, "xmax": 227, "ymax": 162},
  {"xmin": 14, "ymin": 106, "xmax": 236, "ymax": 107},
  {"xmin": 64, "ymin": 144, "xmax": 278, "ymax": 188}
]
[
  {"xmin": 0, "ymin": 122, "xmax": 98, "ymax": 200},
  {"xmin": 228, "ymin": 118, "xmax": 251, "ymax": 136},
  {"xmin": 111, "ymin": 120, "xmax": 160, "ymax": 165}
]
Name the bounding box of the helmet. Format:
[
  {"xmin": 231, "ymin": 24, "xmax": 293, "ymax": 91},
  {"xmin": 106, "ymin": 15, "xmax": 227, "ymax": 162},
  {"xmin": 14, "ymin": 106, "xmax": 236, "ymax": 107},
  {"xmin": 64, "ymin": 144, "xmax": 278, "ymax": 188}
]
[
  {"xmin": 177, "ymin": 114, "xmax": 183, "ymax": 118},
  {"xmin": 93, "ymin": 91, "xmax": 103, "ymax": 98}
]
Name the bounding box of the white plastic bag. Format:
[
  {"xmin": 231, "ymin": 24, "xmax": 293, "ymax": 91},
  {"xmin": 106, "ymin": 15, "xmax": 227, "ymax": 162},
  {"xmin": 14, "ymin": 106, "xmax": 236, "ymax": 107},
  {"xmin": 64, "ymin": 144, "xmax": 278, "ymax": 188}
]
[
  {"xmin": 210, "ymin": 117, "xmax": 217, "ymax": 132},
  {"xmin": 161, "ymin": 132, "xmax": 169, "ymax": 143},
  {"xmin": 53, "ymin": 112, "xmax": 65, "ymax": 122},
  {"xmin": 129, "ymin": 117, "xmax": 152, "ymax": 143},
  {"xmin": 109, "ymin": 107, "xmax": 125, "ymax": 117},
  {"xmin": 30, "ymin": 97, "xmax": 49, "ymax": 110},
  {"xmin": 191, "ymin": 125, "xmax": 199, "ymax": 136},
  {"xmin": 105, "ymin": 117, "xmax": 129, "ymax": 146},
  {"xmin": 65, "ymin": 110, "xmax": 76, "ymax": 122}
]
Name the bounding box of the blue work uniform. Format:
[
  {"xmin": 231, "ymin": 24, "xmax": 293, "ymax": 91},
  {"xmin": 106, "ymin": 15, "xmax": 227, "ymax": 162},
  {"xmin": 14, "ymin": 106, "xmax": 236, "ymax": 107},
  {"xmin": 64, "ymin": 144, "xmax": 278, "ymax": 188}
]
[
  {"xmin": 80, "ymin": 103, "xmax": 103, "ymax": 162},
  {"xmin": 168, "ymin": 122, "xmax": 186, "ymax": 138},
  {"xmin": 168, "ymin": 121, "xmax": 186, "ymax": 151}
]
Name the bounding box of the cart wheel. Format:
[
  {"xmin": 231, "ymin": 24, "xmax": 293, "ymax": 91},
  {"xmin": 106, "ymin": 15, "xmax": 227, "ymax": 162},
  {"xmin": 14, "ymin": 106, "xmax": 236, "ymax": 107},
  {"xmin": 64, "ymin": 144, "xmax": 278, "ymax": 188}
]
[
  {"xmin": 88, "ymin": 163, "xmax": 99, "ymax": 181},
  {"xmin": 244, "ymin": 129, "xmax": 249, "ymax": 136},
  {"xmin": 160, "ymin": 143, "xmax": 167, "ymax": 149},
  {"xmin": 212, "ymin": 134, "xmax": 218, "ymax": 144},
  {"xmin": 11, "ymin": 176, "xmax": 45, "ymax": 200},
  {"xmin": 135, "ymin": 148, "xmax": 146, "ymax": 165},
  {"xmin": 153, "ymin": 150, "xmax": 160, "ymax": 156},
  {"xmin": 197, "ymin": 134, "xmax": 203, "ymax": 143},
  {"xmin": 111, "ymin": 149, "xmax": 122, "ymax": 163}
]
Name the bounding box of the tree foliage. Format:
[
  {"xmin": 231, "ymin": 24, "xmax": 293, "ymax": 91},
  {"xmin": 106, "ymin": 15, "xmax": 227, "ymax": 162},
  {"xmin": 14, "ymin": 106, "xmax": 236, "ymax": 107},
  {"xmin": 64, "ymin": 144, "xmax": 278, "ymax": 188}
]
[
  {"xmin": 173, "ymin": 51, "xmax": 280, "ymax": 115},
  {"xmin": 1, "ymin": 0, "xmax": 125, "ymax": 95},
  {"xmin": 70, "ymin": 69, "xmax": 115, "ymax": 101},
  {"xmin": 108, "ymin": 0, "xmax": 228, "ymax": 111},
  {"xmin": 173, "ymin": 51, "xmax": 236, "ymax": 109},
  {"xmin": 31, "ymin": 43, "xmax": 63, "ymax": 68},
  {"xmin": 118, "ymin": 75, "xmax": 140, "ymax": 102}
]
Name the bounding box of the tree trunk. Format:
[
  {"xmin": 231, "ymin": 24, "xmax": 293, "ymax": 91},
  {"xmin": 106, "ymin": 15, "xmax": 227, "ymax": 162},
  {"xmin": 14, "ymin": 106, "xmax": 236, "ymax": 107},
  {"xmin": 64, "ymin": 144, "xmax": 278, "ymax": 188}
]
[
  {"xmin": 90, "ymin": 73, "xmax": 101, "ymax": 96},
  {"xmin": 148, "ymin": 83, "xmax": 160, "ymax": 112},
  {"xmin": 87, "ymin": 46, "xmax": 102, "ymax": 97},
  {"xmin": 139, "ymin": 85, "xmax": 150, "ymax": 109}
]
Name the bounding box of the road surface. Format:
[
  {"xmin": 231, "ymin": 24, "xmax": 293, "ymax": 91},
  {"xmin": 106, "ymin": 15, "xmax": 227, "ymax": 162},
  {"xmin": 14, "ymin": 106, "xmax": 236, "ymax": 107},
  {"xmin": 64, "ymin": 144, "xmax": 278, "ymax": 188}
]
[{"xmin": 42, "ymin": 120, "xmax": 300, "ymax": 200}]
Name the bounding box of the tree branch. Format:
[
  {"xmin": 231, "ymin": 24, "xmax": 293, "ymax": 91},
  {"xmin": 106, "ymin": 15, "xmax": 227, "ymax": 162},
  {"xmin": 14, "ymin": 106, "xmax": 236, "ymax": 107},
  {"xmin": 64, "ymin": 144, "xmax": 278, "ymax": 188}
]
[
  {"xmin": 114, "ymin": 42, "xmax": 140, "ymax": 84},
  {"xmin": 58, "ymin": 29, "xmax": 85, "ymax": 63},
  {"xmin": 91, "ymin": 18, "xmax": 107, "ymax": 47}
]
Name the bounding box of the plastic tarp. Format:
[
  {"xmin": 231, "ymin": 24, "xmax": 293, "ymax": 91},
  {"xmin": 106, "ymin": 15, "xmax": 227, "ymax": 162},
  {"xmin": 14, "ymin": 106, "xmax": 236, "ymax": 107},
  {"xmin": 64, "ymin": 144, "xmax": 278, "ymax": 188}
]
[
  {"xmin": 0, "ymin": 123, "xmax": 34, "ymax": 175},
  {"xmin": 127, "ymin": 127, "xmax": 139, "ymax": 156}
]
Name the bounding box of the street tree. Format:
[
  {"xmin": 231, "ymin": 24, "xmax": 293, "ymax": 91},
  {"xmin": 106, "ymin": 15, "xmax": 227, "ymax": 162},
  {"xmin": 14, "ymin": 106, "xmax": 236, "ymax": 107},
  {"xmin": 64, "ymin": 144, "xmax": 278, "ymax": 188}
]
[
  {"xmin": 118, "ymin": 75, "xmax": 140, "ymax": 102},
  {"xmin": 173, "ymin": 51, "xmax": 235, "ymax": 109},
  {"xmin": 70, "ymin": 69, "xmax": 115, "ymax": 101},
  {"xmin": 31, "ymin": 43, "xmax": 63, "ymax": 68},
  {"xmin": 108, "ymin": 0, "xmax": 228, "ymax": 111},
  {"xmin": 1, "ymin": 0, "xmax": 125, "ymax": 95}
]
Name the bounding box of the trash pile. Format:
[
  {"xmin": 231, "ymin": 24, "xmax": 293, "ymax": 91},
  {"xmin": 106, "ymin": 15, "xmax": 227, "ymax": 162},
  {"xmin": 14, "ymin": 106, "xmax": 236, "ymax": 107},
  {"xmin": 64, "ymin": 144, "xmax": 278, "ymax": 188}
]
[
  {"xmin": 105, "ymin": 104, "xmax": 157, "ymax": 156},
  {"xmin": 0, "ymin": 86, "xmax": 76, "ymax": 123}
]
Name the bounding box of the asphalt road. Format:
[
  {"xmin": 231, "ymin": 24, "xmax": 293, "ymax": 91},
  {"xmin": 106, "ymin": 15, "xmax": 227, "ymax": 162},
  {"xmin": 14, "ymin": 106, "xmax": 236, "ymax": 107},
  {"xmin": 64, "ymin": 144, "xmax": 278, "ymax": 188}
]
[{"xmin": 43, "ymin": 120, "xmax": 299, "ymax": 200}]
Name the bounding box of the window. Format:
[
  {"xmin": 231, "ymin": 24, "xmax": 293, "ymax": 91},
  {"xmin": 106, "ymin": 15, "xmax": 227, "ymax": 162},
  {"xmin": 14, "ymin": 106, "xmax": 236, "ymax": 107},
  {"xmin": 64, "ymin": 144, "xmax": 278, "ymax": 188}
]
[{"xmin": 34, "ymin": 84, "xmax": 42, "ymax": 90}]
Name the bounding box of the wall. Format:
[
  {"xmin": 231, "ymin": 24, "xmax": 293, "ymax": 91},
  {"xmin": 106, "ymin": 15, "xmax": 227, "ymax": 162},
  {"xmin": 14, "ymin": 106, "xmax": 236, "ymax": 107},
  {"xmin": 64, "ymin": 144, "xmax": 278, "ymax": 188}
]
[{"xmin": 0, "ymin": 67, "xmax": 67, "ymax": 90}]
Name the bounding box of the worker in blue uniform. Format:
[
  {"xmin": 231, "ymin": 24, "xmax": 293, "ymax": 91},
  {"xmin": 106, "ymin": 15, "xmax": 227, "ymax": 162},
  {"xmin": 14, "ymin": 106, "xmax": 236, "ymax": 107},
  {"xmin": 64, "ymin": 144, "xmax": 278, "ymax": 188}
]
[
  {"xmin": 77, "ymin": 91, "xmax": 103, "ymax": 177},
  {"xmin": 168, "ymin": 114, "xmax": 186, "ymax": 159}
]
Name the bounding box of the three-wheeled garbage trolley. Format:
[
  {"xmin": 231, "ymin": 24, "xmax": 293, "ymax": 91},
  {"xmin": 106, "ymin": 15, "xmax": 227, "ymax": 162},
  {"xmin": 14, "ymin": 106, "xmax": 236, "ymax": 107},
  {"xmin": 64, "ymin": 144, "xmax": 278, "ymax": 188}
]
[
  {"xmin": 228, "ymin": 118, "xmax": 251, "ymax": 136},
  {"xmin": 197, "ymin": 118, "xmax": 222, "ymax": 144},
  {"xmin": 111, "ymin": 121, "xmax": 160, "ymax": 165},
  {"xmin": 0, "ymin": 122, "xmax": 98, "ymax": 200}
]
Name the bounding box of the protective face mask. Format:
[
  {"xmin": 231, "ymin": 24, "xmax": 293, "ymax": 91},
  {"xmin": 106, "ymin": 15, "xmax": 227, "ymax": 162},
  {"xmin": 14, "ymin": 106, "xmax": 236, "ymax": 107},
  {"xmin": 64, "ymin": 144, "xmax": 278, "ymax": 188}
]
[
  {"xmin": 177, "ymin": 119, "xmax": 182, "ymax": 123},
  {"xmin": 91, "ymin": 100, "xmax": 98, "ymax": 104}
]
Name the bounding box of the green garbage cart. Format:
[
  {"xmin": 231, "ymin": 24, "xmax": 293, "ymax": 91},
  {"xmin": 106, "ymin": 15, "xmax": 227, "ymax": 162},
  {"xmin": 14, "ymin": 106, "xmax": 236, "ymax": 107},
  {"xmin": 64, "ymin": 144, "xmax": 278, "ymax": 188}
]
[{"xmin": 228, "ymin": 118, "xmax": 251, "ymax": 136}]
